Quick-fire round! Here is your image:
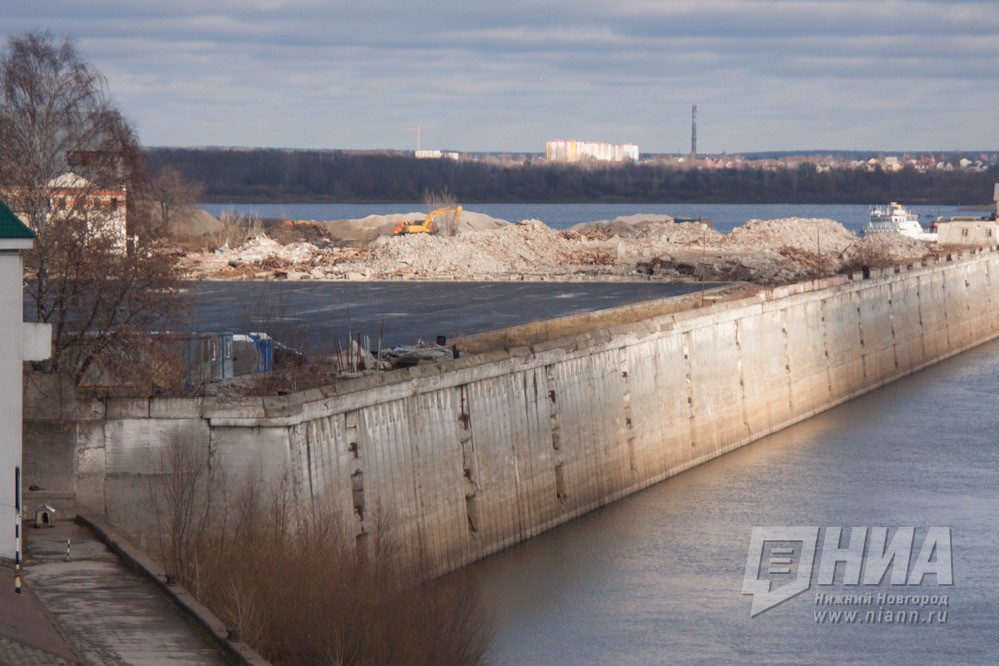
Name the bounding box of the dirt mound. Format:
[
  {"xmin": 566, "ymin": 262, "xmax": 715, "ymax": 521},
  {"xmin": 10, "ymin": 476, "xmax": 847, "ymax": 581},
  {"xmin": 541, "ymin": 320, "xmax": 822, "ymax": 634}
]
[
  {"xmin": 566, "ymin": 215, "xmax": 719, "ymax": 245},
  {"xmin": 162, "ymin": 207, "xmax": 223, "ymax": 236},
  {"xmin": 340, "ymin": 218, "xmax": 613, "ymax": 279},
  {"xmin": 455, "ymin": 211, "xmax": 511, "ymax": 234},
  {"xmin": 311, "ymin": 215, "xmax": 413, "ymax": 242},
  {"xmin": 299, "ymin": 210, "xmax": 511, "ymax": 243}
]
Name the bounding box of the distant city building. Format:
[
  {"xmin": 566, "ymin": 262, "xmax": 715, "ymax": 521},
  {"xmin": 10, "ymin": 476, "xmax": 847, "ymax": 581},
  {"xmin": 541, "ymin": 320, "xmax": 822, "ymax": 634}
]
[
  {"xmin": 545, "ymin": 140, "xmax": 639, "ymax": 163},
  {"xmin": 415, "ymin": 150, "xmax": 460, "ymax": 160}
]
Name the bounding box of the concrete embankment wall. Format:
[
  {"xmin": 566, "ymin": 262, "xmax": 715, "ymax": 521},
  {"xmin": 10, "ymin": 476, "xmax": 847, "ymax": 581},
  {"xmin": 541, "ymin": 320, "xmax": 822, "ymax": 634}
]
[{"xmin": 24, "ymin": 249, "xmax": 999, "ymax": 572}]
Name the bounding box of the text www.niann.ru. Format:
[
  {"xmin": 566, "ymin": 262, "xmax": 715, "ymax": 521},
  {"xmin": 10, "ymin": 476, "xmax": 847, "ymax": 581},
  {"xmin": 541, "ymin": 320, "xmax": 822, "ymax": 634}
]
[
  {"xmin": 812, "ymin": 593, "xmax": 950, "ymax": 624},
  {"xmin": 814, "ymin": 609, "xmax": 949, "ymax": 624}
]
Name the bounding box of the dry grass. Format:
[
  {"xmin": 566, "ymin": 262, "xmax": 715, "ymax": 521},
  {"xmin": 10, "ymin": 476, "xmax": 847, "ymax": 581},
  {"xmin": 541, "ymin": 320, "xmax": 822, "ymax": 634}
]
[
  {"xmin": 150, "ymin": 438, "xmax": 492, "ymax": 665},
  {"xmin": 838, "ymin": 242, "xmax": 900, "ymax": 275},
  {"xmin": 423, "ymin": 188, "xmax": 460, "ymax": 237},
  {"xmin": 455, "ymin": 283, "xmax": 758, "ymax": 354},
  {"xmin": 210, "ymin": 210, "xmax": 263, "ymax": 249}
]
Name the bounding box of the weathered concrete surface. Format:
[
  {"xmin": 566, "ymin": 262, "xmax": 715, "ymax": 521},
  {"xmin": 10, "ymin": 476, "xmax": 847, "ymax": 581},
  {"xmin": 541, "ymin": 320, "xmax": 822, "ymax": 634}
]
[
  {"xmin": 23, "ymin": 248, "xmax": 999, "ymax": 575},
  {"xmin": 0, "ymin": 563, "xmax": 77, "ymax": 664},
  {"xmin": 22, "ymin": 522, "xmax": 227, "ymax": 666}
]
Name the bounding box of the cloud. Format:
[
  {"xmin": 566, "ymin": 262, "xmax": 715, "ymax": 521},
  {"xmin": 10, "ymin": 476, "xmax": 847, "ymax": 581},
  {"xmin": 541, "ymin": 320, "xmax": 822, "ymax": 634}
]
[{"xmin": 5, "ymin": 1, "xmax": 998, "ymax": 151}]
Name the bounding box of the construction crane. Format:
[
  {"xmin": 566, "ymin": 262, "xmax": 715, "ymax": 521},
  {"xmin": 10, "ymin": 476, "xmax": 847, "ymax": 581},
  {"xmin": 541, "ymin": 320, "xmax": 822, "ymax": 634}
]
[{"xmin": 406, "ymin": 125, "xmax": 423, "ymax": 152}]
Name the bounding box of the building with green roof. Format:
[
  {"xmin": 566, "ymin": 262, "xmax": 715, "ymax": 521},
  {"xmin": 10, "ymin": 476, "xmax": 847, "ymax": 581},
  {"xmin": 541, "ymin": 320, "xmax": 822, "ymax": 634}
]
[
  {"xmin": 0, "ymin": 197, "xmax": 49, "ymax": 565},
  {"xmin": 0, "ymin": 199, "xmax": 35, "ymax": 245}
]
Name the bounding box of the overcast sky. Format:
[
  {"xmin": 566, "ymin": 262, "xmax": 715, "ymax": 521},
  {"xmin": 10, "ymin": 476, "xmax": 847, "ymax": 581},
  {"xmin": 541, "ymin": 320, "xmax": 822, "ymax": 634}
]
[{"xmin": 6, "ymin": 1, "xmax": 999, "ymax": 154}]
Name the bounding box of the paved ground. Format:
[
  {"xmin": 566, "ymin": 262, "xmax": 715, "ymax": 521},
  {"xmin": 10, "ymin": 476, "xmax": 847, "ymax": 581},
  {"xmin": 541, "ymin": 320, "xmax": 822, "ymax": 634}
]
[
  {"xmin": 0, "ymin": 563, "xmax": 76, "ymax": 665},
  {"xmin": 0, "ymin": 522, "xmax": 227, "ymax": 666},
  {"xmin": 189, "ymin": 280, "xmax": 715, "ymax": 348}
]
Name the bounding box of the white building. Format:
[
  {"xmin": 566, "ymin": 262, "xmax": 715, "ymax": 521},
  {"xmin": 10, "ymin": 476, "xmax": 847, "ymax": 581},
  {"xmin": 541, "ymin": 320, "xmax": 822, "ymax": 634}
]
[
  {"xmin": 415, "ymin": 150, "xmax": 460, "ymax": 160},
  {"xmin": 545, "ymin": 140, "xmax": 639, "ymax": 163},
  {"xmin": 0, "ymin": 200, "xmax": 51, "ymax": 561},
  {"xmin": 935, "ymin": 218, "xmax": 998, "ymax": 246},
  {"xmin": 45, "ymin": 172, "xmax": 128, "ymax": 251}
]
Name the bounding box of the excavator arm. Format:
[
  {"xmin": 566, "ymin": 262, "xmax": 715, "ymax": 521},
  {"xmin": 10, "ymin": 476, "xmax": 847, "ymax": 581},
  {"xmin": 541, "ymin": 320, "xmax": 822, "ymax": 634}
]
[{"xmin": 392, "ymin": 206, "xmax": 462, "ymax": 235}]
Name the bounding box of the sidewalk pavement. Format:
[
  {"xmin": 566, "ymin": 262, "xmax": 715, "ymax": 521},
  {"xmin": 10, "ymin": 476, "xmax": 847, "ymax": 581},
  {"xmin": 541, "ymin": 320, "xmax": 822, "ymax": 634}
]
[
  {"xmin": 0, "ymin": 520, "xmax": 228, "ymax": 665},
  {"xmin": 0, "ymin": 562, "xmax": 76, "ymax": 665}
]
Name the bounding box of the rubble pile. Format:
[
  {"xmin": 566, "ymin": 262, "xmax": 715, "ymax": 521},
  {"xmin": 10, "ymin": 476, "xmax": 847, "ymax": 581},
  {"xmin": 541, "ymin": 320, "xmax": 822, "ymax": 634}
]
[
  {"xmin": 302, "ymin": 210, "xmax": 511, "ymax": 242},
  {"xmin": 334, "ymin": 218, "xmax": 620, "ymax": 279},
  {"xmin": 177, "ymin": 235, "xmax": 369, "ymax": 280},
  {"xmin": 566, "ymin": 215, "xmax": 722, "ymax": 245},
  {"xmin": 174, "ymin": 209, "xmax": 944, "ymax": 285},
  {"xmin": 721, "ymin": 217, "xmax": 856, "ymax": 254},
  {"xmin": 839, "ymin": 233, "xmax": 933, "ymax": 269}
]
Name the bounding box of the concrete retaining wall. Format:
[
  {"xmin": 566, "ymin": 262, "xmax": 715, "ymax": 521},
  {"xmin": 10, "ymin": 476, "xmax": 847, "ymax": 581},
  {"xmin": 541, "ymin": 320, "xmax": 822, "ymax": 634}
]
[{"xmin": 24, "ymin": 248, "xmax": 999, "ymax": 571}]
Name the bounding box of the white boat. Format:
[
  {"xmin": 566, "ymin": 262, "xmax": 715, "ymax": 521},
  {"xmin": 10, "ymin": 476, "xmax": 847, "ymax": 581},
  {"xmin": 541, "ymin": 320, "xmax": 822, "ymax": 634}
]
[{"xmin": 863, "ymin": 202, "xmax": 938, "ymax": 241}]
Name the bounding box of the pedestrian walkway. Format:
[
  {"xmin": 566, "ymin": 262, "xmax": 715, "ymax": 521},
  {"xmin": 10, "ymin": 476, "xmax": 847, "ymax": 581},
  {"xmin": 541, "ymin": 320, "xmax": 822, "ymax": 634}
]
[
  {"xmin": 0, "ymin": 560, "xmax": 77, "ymax": 665},
  {"xmin": 4, "ymin": 520, "xmax": 227, "ymax": 665}
]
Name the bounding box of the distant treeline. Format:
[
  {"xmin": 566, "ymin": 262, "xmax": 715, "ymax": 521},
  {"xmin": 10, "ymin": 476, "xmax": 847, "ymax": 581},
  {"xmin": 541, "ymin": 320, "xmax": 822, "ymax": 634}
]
[{"xmin": 145, "ymin": 148, "xmax": 999, "ymax": 205}]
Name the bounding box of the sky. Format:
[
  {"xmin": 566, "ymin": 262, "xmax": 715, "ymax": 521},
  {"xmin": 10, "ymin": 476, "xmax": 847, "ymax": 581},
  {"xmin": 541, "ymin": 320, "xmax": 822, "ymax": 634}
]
[{"xmin": 5, "ymin": 1, "xmax": 999, "ymax": 154}]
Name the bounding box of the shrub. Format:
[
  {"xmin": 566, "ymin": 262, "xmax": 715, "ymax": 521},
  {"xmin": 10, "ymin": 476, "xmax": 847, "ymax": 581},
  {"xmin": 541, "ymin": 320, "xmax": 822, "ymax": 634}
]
[{"xmin": 150, "ymin": 438, "xmax": 492, "ymax": 665}]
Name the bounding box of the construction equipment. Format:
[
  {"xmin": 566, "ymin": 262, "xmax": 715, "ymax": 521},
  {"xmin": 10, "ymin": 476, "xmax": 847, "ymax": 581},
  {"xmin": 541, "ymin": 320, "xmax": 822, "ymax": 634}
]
[{"xmin": 392, "ymin": 205, "xmax": 462, "ymax": 236}]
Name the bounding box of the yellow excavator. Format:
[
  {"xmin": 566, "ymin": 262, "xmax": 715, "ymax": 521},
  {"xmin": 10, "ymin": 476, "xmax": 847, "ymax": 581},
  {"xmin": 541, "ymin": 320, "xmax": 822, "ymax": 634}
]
[{"xmin": 392, "ymin": 205, "xmax": 462, "ymax": 235}]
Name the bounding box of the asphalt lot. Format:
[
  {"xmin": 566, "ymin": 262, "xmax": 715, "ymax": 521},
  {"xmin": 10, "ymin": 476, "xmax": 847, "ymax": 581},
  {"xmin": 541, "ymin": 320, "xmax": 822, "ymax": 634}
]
[{"xmin": 189, "ymin": 280, "xmax": 714, "ymax": 349}]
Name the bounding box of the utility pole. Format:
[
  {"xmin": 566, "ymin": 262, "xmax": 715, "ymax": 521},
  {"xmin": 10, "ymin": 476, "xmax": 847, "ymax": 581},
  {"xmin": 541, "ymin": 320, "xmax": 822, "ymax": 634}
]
[{"xmin": 406, "ymin": 125, "xmax": 423, "ymax": 152}]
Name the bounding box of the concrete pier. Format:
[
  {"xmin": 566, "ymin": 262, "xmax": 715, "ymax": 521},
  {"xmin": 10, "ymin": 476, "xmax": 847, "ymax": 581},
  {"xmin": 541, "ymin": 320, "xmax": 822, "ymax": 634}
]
[{"xmin": 24, "ymin": 248, "xmax": 999, "ymax": 573}]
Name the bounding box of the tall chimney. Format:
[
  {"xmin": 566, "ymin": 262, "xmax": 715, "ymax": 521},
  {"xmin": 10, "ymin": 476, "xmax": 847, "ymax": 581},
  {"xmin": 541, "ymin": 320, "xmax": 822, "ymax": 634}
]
[{"xmin": 691, "ymin": 105, "xmax": 698, "ymax": 157}]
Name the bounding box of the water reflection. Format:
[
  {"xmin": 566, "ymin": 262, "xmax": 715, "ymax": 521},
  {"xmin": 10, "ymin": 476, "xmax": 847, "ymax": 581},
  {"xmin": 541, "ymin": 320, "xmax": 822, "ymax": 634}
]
[{"xmin": 471, "ymin": 339, "xmax": 999, "ymax": 664}]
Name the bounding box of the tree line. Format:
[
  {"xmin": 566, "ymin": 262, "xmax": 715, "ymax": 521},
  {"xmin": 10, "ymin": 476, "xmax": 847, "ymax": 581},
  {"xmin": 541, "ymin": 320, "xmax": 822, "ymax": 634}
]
[{"xmin": 146, "ymin": 147, "xmax": 999, "ymax": 205}]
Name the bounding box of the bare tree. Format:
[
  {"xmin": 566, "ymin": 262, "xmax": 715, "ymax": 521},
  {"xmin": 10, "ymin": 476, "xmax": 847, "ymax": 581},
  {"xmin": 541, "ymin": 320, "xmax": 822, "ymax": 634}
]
[
  {"xmin": 0, "ymin": 31, "xmax": 188, "ymax": 384},
  {"xmin": 149, "ymin": 166, "xmax": 204, "ymax": 237}
]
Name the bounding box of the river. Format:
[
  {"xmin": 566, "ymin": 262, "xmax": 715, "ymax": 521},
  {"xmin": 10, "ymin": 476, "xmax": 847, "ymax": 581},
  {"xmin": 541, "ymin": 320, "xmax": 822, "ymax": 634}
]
[
  {"xmin": 466, "ymin": 337, "xmax": 999, "ymax": 665},
  {"xmin": 201, "ymin": 202, "xmax": 972, "ymax": 235}
]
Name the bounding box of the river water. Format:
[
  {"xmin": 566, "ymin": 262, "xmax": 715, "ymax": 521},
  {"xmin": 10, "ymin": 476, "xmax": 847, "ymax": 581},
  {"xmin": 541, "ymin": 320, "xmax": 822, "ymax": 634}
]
[
  {"xmin": 467, "ymin": 337, "xmax": 999, "ymax": 665},
  {"xmin": 201, "ymin": 202, "xmax": 972, "ymax": 235}
]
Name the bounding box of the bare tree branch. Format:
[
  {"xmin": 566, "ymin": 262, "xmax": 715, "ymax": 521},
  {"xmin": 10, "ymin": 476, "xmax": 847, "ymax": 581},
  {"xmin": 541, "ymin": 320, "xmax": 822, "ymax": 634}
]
[{"xmin": 0, "ymin": 30, "xmax": 189, "ymax": 385}]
